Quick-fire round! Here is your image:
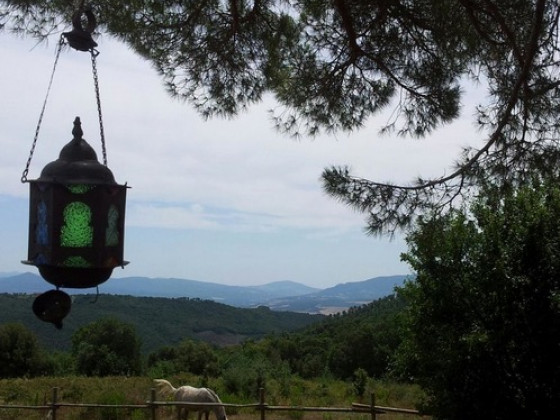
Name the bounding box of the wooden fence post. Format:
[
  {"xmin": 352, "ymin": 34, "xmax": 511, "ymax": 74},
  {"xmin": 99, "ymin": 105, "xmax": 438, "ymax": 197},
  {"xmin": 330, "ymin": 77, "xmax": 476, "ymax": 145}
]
[
  {"xmin": 259, "ymin": 387, "xmax": 266, "ymax": 420},
  {"xmin": 51, "ymin": 387, "xmax": 58, "ymax": 420},
  {"xmin": 150, "ymin": 388, "xmax": 157, "ymax": 420},
  {"xmin": 370, "ymin": 392, "xmax": 376, "ymax": 420}
]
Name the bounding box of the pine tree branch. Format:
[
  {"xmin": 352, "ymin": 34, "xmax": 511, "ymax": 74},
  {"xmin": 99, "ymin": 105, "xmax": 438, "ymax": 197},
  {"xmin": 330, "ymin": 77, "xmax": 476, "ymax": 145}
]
[{"xmin": 322, "ymin": 0, "xmax": 549, "ymax": 233}]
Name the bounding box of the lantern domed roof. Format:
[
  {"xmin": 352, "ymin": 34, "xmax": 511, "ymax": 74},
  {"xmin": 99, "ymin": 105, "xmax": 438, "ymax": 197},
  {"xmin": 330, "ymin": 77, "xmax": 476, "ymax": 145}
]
[{"xmin": 39, "ymin": 117, "xmax": 116, "ymax": 184}]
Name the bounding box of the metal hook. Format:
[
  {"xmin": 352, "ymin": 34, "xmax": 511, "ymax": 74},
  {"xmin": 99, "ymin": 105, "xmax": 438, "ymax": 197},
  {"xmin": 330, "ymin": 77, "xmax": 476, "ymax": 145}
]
[
  {"xmin": 62, "ymin": 6, "xmax": 98, "ymax": 52},
  {"xmin": 90, "ymin": 286, "xmax": 100, "ymax": 303},
  {"xmin": 73, "ymin": 6, "xmax": 97, "ymax": 33}
]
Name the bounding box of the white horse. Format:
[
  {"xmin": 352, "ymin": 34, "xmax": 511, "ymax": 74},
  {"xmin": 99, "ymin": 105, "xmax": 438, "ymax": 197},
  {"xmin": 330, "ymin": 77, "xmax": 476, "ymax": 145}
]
[{"xmin": 154, "ymin": 379, "xmax": 228, "ymax": 420}]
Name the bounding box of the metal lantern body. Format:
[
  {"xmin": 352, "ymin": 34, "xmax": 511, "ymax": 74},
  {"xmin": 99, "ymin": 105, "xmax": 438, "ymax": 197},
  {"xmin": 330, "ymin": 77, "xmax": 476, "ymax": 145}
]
[{"xmin": 24, "ymin": 117, "xmax": 127, "ymax": 289}]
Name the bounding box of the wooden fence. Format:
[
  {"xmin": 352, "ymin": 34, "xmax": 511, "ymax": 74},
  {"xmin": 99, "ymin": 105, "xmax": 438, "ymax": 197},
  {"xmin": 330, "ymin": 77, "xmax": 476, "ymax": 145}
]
[{"xmin": 0, "ymin": 387, "xmax": 426, "ymax": 420}]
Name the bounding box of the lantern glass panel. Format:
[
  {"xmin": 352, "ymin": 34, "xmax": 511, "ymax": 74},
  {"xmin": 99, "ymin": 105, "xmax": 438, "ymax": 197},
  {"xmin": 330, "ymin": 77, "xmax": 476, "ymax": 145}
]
[
  {"xmin": 36, "ymin": 200, "xmax": 49, "ymax": 245},
  {"xmin": 63, "ymin": 255, "xmax": 91, "ymax": 267},
  {"xmin": 60, "ymin": 201, "xmax": 93, "ymax": 247},
  {"xmin": 106, "ymin": 204, "xmax": 119, "ymax": 246},
  {"xmin": 67, "ymin": 184, "xmax": 93, "ymax": 194}
]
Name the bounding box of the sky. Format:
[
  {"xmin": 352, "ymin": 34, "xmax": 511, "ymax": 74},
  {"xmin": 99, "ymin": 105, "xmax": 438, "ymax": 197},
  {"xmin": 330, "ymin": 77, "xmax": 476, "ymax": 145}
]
[{"xmin": 0, "ymin": 31, "xmax": 484, "ymax": 289}]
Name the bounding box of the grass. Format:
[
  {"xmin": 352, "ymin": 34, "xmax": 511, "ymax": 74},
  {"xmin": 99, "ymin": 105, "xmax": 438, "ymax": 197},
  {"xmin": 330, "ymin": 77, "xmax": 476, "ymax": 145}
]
[{"xmin": 0, "ymin": 376, "xmax": 429, "ymax": 420}]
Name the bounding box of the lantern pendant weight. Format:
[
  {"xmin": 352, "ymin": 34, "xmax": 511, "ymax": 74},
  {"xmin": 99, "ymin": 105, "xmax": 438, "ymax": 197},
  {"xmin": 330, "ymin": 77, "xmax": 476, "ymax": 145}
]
[{"xmin": 22, "ymin": 6, "xmax": 129, "ymax": 328}]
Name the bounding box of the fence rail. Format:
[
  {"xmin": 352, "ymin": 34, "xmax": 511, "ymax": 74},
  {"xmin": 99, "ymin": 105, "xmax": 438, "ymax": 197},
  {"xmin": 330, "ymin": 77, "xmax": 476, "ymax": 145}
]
[{"xmin": 0, "ymin": 387, "xmax": 425, "ymax": 419}]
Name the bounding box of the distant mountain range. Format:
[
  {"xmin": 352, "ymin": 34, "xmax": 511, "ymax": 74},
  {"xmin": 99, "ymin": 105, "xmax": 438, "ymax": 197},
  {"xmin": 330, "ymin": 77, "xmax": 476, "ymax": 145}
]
[{"xmin": 0, "ymin": 272, "xmax": 410, "ymax": 314}]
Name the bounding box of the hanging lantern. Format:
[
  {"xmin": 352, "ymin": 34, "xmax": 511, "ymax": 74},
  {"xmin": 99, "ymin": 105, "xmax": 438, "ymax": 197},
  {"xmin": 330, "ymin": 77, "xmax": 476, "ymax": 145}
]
[
  {"xmin": 20, "ymin": 6, "xmax": 129, "ymax": 328},
  {"xmin": 23, "ymin": 117, "xmax": 128, "ymax": 289}
]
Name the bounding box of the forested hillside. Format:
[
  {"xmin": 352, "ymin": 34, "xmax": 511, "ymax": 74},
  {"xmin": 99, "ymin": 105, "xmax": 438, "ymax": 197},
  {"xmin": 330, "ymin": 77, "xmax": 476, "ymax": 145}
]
[
  {"xmin": 0, "ymin": 293, "xmax": 322, "ymax": 353},
  {"xmin": 251, "ymin": 295, "xmax": 406, "ymax": 379},
  {"xmin": 1, "ymin": 291, "xmax": 407, "ymax": 385},
  {"xmin": 1, "ymin": 292, "xmax": 406, "ymax": 381}
]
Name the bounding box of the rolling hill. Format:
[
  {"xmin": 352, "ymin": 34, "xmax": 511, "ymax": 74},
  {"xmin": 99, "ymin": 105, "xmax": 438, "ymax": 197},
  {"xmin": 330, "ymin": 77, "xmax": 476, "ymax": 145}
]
[
  {"xmin": 0, "ymin": 272, "xmax": 410, "ymax": 313},
  {"xmin": 264, "ymin": 275, "xmax": 409, "ymax": 313},
  {"xmin": 0, "ymin": 293, "xmax": 323, "ymax": 353}
]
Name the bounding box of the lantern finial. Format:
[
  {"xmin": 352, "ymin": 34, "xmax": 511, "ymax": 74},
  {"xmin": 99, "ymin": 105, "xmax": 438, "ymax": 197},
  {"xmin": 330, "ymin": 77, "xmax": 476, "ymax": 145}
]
[{"xmin": 72, "ymin": 116, "xmax": 83, "ymax": 139}]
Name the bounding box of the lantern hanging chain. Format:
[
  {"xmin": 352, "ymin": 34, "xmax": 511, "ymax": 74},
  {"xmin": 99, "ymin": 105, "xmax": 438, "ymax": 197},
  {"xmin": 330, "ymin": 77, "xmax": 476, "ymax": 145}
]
[
  {"xmin": 21, "ymin": 5, "xmax": 107, "ymax": 182},
  {"xmin": 90, "ymin": 49, "xmax": 108, "ymax": 167},
  {"xmin": 21, "ymin": 36, "xmax": 65, "ymax": 183}
]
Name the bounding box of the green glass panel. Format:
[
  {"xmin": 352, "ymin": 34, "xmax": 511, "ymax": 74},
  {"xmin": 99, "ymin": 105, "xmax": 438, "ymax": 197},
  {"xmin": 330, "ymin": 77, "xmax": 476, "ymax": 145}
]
[
  {"xmin": 63, "ymin": 256, "xmax": 91, "ymax": 267},
  {"xmin": 105, "ymin": 205, "xmax": 119, "ymax": 246},
  {"xmin": 67, "ymin": 184, "xmax": 93, "ymax": 194},
  {"xmin": 60, "ymin": 201, "xmax": 93, "ymax": 247}
]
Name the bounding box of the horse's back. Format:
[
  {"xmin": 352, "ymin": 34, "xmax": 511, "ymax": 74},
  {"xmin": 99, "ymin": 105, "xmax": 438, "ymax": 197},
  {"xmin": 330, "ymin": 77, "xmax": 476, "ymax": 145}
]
[{"xmin": 176, "ymin": 386, "xmax": 217, "ymax": 403}]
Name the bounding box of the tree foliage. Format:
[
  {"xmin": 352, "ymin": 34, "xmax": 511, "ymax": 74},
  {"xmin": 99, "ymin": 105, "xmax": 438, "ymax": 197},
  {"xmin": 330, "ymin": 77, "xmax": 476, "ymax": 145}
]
[
  {"xmin": 0, "ymin": 323, "xmax": 46, "ymax": 378},
  {"xmin": 72, "ymin": 317, "xmax": 142, "ymax": 376},
  {"xmin": 321, "ymin": 0, "xmax": 560, "ymax": 234},
  {"xmin": 220, "ymin": 343, "xmax": 294, "ymax": 398},
  {"xmin": 0, "ymin": 295, "xmax": 407, "ymax": 382},
  {"xmin": 0, "ymin": 294, "xmax": 321, "ymax": 355},
  {"xmin": 2, "ymin": 1, "xmax": 559, "ymax": 233},
  {"xmin": 397, "ymin": 180, "xmax": 560, "ymax": 419},
  {"xmin": 148, "ymin": 338, "xmax": 219, "ymax": 377},
  {"xmin": 258, "ymin": 295, "xmax": 406, "ymax": 379}
]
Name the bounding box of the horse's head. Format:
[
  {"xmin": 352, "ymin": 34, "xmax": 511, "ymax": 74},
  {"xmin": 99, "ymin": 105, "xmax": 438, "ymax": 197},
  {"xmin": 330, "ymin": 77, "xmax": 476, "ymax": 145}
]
[
  {"xmin": 153, "ymin": 379, "xmax": 175, "ymax": 398},
  {"xmin": 215, "ymin": 402, "xmax": 227, "ymax": 420}
]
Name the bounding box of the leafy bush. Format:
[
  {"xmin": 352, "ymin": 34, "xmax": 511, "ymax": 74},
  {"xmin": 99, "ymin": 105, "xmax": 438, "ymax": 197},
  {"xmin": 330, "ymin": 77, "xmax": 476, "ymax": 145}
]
[
  {"xmin": 222, "ymin": 350, "xmax": 273, "ymax": 399},
  {"xmin": 147, "ymin": 339, "xmax": 219, "ymax": 377},
  {"xmin": 352, "ymin": 368, "xmax": 368, "ymax": 398},
  {"xmin": 72, "ymin": 318, "xmax": 142, "ymax": 377},
  {"xmin": 0, "ymin": 323, "xmax": 47, "ymax": 378},
  {"xmin": 94, "ymin": 389, "xmax": 127, "ymax": 420}
]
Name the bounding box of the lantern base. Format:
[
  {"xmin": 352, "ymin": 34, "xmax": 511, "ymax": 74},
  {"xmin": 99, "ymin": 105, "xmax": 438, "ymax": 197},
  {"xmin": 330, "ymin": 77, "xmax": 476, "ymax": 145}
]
[{"xmin": 35, "ymin": 264, "xmax": 114, "ymax": 289}]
